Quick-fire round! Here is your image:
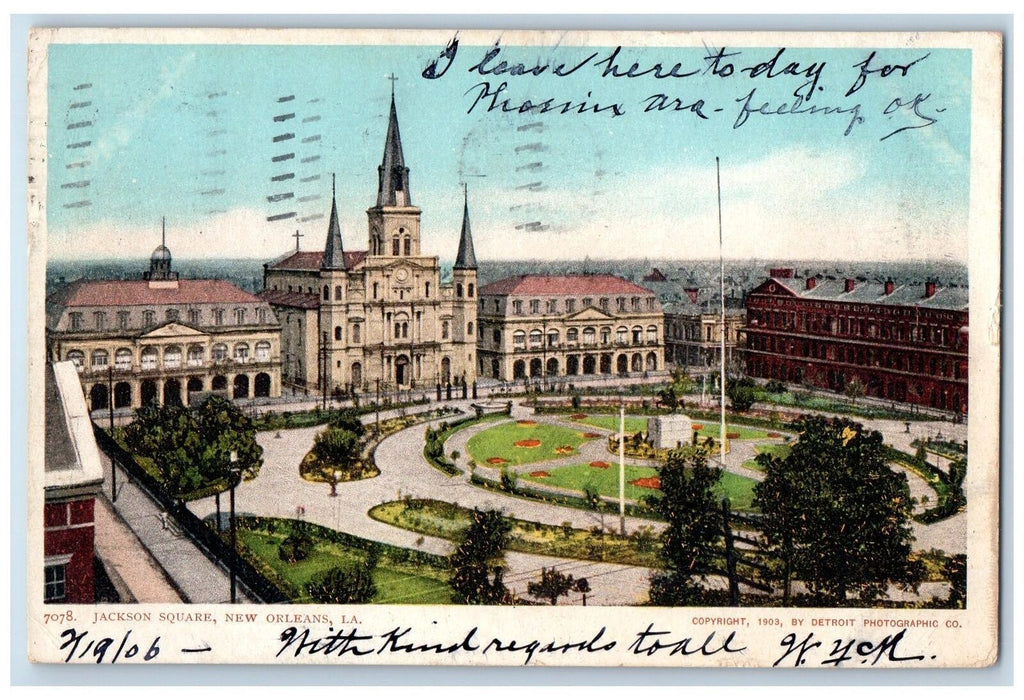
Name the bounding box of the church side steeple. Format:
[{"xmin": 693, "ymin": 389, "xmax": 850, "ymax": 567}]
[
  {"xmin": 322, "ymin": 174, "xmax": 347, "ymax": 270},
  {"xmin": 376, "ymin": 88, "xmax": 412, "ymax": 207},
  {"xmin": 454, "ymin": 185, "xmax": 478, "ymax": 270}
]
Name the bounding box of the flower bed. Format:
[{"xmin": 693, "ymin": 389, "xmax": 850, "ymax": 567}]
[
  {"xmin": 515, "ymin": 439, "xmax": 542, "ymax": 448},
  {"xmin": 516, "ymin": 420, "xmax": 538, "ymax": 427},
  {"xmin": 554, "ymin": 445, "xmax": 574, "ymax": 455},
  {"xmin": 727, "ymin": 432, "xmax": 741, "ymax": 440},
  {"xmin": 589, "ymin": 461, "xmax": 611, "ymax": 469},
  {"xmin": 766, "ymin": 431, "xmax": 782, "ymax": 438},
  {"xmin": 570, "ymin": 413, "xmax": 588, "ymax": 420},
  {"xmin": 582, "ymin": 432, "xmax": 602, "ymax": 439},
  {"xmin": 529, "ymin": 471, "xmax": 550, "ymax": 478},
  {"xmin": 692, "ymin": 424, "xmax": 703, "ymax": 431},
  {"xmin": 629, "ymin": 476, "xmax": 661, "ymax": 490},
  {"xmin": 486, "ymin": 457, "xmax": 509, "ymax": 465}
]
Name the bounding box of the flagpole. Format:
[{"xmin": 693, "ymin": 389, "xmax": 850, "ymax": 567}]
[{"xmin": 717, "ymin": 157, "xmax": 726, "ymax": 461}]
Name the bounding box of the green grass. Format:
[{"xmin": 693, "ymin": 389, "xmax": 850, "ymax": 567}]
[
  {"xmin": 518, "ymin": 463, "xmax": 759, "ymax": 511},
  {"xmin": 694, "ymin": 423, "xmax": 775, "ymax": 441},
  {"xmin": 570, "ymin": 414, "xmax": 650, "ymax": 434},
  {"xmin": 369, "ymin": 500, "xmax": 662, "ymax": 569},
  {"xmin": 237, "ymin": 527, "xmax": 453, "ymax": 604},
  {"xmin": 467, "ymin": 420, "xmax": 595, "ymax": 466},
  {"xmin": 742, "ymin": 443, "xmax": 792, "ymax": 472}
]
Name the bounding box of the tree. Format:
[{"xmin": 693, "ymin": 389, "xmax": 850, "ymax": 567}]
[
  {"xmin": 754, "ymin": 416, "xmax": 922, "ymax": 605},
  {"xmin": 123, "ymin": 397, "xmax": 264, "ymax": 501},
  {"xmin": 657, "ymin": 385, "xmax": 680, "ymax": 411},
  {"xmin": 843, "ymin": 377, "xmax": 867, "ymax": 404},
  {"xmin": 311, "ymin": 427, "xmax": 362, "ymax": 496},
  {"xmin": 646, "ymin": 445, "xmax": 722, "ymax": 605},
  {"xmin": 727, "ymin": 376, "xmax": 758, "ymax": 412},
  {"xmin": 330, "ymin": 408, "xmax": 365, "ymax": 437},
  {"xmin": 306, "ymin": 564, "xmax": 377, "ymax": 604},
  {"xmin": 528, "ymin": 567, "xmax": 586, "ymax": 605},
  {"xmin": 449, "ymin": 509, "xmax": 512, "ymax": 605}
]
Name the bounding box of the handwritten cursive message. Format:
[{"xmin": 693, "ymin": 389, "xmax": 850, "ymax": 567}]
[{"xmin": 422, "ymin": 37, "xmax": 944, "ymax": 141}]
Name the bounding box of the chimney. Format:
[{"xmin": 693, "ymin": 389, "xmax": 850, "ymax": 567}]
[
  {"xmin": 770, "ymin": 267, "xmax": 794, "ymax": 279},
  {"xmin": 884, "ymin": 279, "xmax": 895, "ymax": 295},
  {"xmin": 844, "ymin": 278, "xmax": 856, "ymax": 293},
  {"xmin": 684, "ymin": 288, "xmax": 699, "ymax": 304},
  {"xmin": 925, "ymin": 281, "xmax": 936, "ymax": 298},
  {"xmin": 805, "ymin": 277, "xmax": 817, "ymax": 290}
]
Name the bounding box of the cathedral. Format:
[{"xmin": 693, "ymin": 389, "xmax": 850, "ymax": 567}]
[{"xmin": 261, "ymin": 92, "xmax": 479, "ymax": 396}]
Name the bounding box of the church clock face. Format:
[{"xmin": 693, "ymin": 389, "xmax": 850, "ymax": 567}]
[{"xmin": 395, "ymin": 266, "xmax": 409, "ymax": 282}]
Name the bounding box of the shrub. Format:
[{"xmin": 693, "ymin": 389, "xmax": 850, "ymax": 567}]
[
  {"xmin": 305, "ymin": 565, "xmax": 377, "ymax": 604},
  {"xmin": 278, "ymin": 533, "xmax": 311, "ymax": 563}
]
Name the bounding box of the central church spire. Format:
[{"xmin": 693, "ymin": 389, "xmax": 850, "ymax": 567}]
[
  {"xmin": 376, "ymin": 89, "xmax": 412, "ymax": 207},
  {"xmin": 322, "ymin": 173, "xmax": 347, "ymax": 270}
]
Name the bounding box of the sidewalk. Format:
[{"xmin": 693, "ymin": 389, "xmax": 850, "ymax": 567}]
[{"xmin": 98, "ymin": 450, "xmax": 253, "ymax": 603}]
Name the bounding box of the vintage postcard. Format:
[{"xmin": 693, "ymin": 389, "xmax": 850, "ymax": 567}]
[{"xmin": 26, "ymin": 27, "xmax": 1002, "ymax": 667}]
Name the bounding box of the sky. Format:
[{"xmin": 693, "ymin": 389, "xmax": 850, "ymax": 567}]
[{"xmin": 44, "ymin": 37, "xmax": 973, "ymax": 263}]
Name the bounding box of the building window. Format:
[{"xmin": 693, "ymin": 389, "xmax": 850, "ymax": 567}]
[
  {"xmin": 373, "ymin": 282, "xmax": 379, "ymax": 299},
  {"xmin": 617, "ymin": 326, "xmax": 628, "ymax": 344},
  {"xmin": 323, "ymin": 286, "xmax": 330, "ymax": 301},
  {"xmin": 234, "ymin": 343, "xmax": 250, "ymax": 362},
  {"xmin": 258, "ymin": 308, "xmax": 268, "ymax": 324},
  {"xmin": 234, "ymin": 308, "xmax": 246, "ymax": 325},
  {"xmin": 513, "ymin": 300, "xmax": 523, "ymax": 315},
  {"xmin": 457, "ymin": 283, "xmax": 464, "ymax": 298},
  {"xmin": 91, "ymin": 349, "xmax": 109, "ymax": 370},
  {"xmin": 513, "ymin": 331, "xmax": 526, "ymax": 349},
  {"xmin": 566, "ymin": 299, "xmax": 576, "ymax": 314},
  {"xmin": 335, "ymin": 326, "xmax": 343, "ymax": 341},
  {"xmin": 187, "ymin": 345, "xmax": 204, "ymax": 367},
  {"xmin": 213, "ymin": 309, "xmax": 224, "ymax": 326},
  {"xmin": 352, "ymin": 324, "xmax": 361, "ymax": 344},
  {"xmin": 393, "ymin": 237, "xmax": 400, "ymax": 256},
  {"xmin": 529, "ymin": 329, "xmax": 543, "ymax": 348},
  {"xmin": 166, "ymin": 309, "xmax": 179, "ymax": 323},
  {"xmin": 93, "ymin": 311, "xmax": 106, "ymax": 330},
  {"xmin": 468, "ymin": 283, "xmax": 475, "ymax": 298},
  {"xmin": 188, "ymin": 309, "xmax": 201, "ymax": 325},
  {"xmin": 117, "ymin": 311, "xmax": 130, "ymax": 330},
  {"xmin": 647, "ymin": 325, "xmax": 658, "ymax": 343},
  {"xmin": 255, "ymin": 341, "xmax": 271, "ymax": 362},
  {"xmin": 44, "ymin": 563, "xmax": 67, "ymax": 603},
  {"xmin": 163, "ymin": 345, "xmax": 182, "ymax": 369},
  {"xmin": 425, "ymin": 282, "xmax": 431, "ymax": 298},
  {"xmin": 583, "ymin": 327, "xmax": 596, "ymax": 345},
  {"xmin": 467, "ymin": 322, "xmax": 474, "ymax": 336},
  {"xmin": 442, "ymin": 320, "xmax": 450, "ymax": 340},
  {"xmin": 115, "ymin": 348, "xmax": 132, "ymax": 370},
  {"xmin": 582, "ymin": 297, "xmax": 592, "ymax": 308},
  {"xmin": 547, "ymin": 299, "xmax": 557, "ymax": 313},
  {"xmin": 632, "ymin": 297, "xmax": 641, "ymax": 311},
  {"xmin": 633, "ymin": 326, "xmax": 643, "ymax": 344},
  {"xmin": 600, "ymin": 327, "xmax": 611, "ymax": 344},
  {"xmin": 547, "ymin": 329, "xmax": 559, "ymax": 346},
  {"xmin": 140, "ymin": 347, "xmax": 158, "ymax": 370},
  {"xmin": 212, "ymin": 344, "xmax": 228, "ymax": 362},
  {"xmin": 69, "ymin": 312, "xmax": 84, "ymax": 331},
  {"xmin": 567, "ymin": 328, "xmax": 579, "ymax": 343},
  {"xmin": 530, "ymin": 299, "xmax": 540, "ymax": 314},
  {"xmin": 335, "ymin": 285, "xmax": 343, "ymax": 301},
  {"xmin": 599, "ymin": 298, "xmax": 609, "ymax": 312},
  {"xmin": 404, "ymin": 237, "xmax": 411, "ymax": 256},
  {"xmin": 493, "ymin": 329, "xmax": 501, "ymax": 344},
  {"xmin": 66, "ymin": 350, "xmax": 85, "ymax": 371},
  {"xmin": 647, "ymin": 298, "xmax": 655, "ymax": 310}
]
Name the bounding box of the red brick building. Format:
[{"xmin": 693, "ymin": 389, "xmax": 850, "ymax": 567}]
[
  {"xmin": 44, "ymin": 361, "xmax": 104, "ymax": 603},
  {"xmin": 744, "ymin": 269, "xmax": 968, "ymax": 414}
]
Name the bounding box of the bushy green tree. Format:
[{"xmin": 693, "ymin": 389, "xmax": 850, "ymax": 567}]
[
  {"xmin": 306, "ymin": 564, "xmax": 377, "ymax": 604},
  {"xmin": 754, "ymin": 416, "xmax": 921, "ymax": 605},
  {"xmin": 123, "ymin": 396, "xmax": 263, "ymax": 500},
  {"xmin": 646, "ymin": 445, "xmax": 722, "ymax": 605},
  {"xmin": 329, "ymin": 408, "xmax": 365, "ymax": 437},
  {"xmin": 311, "ymin": 426, "xmax": 362, "ymax": 495},
  {"xmin": 449, "ymin": 509, "xmax": 512, "ymax": 605}
]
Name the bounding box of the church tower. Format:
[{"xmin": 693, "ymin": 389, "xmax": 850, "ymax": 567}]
[
  {"xmin": 367, "ymin": 89, "xmax": 422, "ymax": 258},
  {"xmin": 450, "ymin": 185, "xmax": 479, "ymax": 382},
  {"xmin": 320, "ymin": 175, "xmax": 349, "ymax": 392}
]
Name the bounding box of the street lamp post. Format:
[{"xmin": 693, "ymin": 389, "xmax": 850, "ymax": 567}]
[
  {"xmin": 107, "ymin": 365, "xmax": 117, "ymax": 503},
  {"xmin": 227, "ymin": 451, "xmax": 240, "ymax": 604}
]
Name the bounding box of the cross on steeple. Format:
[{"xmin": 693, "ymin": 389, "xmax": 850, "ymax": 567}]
[
  {"xmin": 293, "ymin": 229, "xmax": 303, "ymax": 251},
  {"xmin": 385, "ymin": 73, "xmax": 398, "ymax": 98}
]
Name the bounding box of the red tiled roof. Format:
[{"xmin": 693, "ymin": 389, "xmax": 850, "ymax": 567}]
[
  {"xmin": 267, "ymin": 250, "xmax": 368, "ymax": 271},
  {"xmin": 56, "ymin": 279, "xmax": 264, "ymax": 307},
  {"xmin": 259, "ymin": 289, "xmax": 320, "ymax": 310},
  {"xmin": 479, "ymin": 274, "xmax": 656, "ymax": 297}
]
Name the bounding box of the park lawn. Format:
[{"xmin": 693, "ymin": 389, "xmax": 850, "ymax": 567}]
[
  {"xmin": 696, "ymin": 423, "xmax": 774, "ymax": 441},
  {"xmin": 467, "ymin": 421, "xmax": 594, "ymax": 466},
  {"xmin": 742, "ymin": 443, "xmax": 793, "ymax": 472},
  {"xmin": 369, "ymin": 500, "xmax": 661, "ymax": 569},
  {"xmin": 518, "ymin": 463, "xmax": 759, "ymax": 511},
  {"xmin": 570, "ymin": 414, "xmax": 650, "ymax": 434},
  {"xmin": 237, "ymin": 527, "xmax": 452, "ymax": 605}
]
